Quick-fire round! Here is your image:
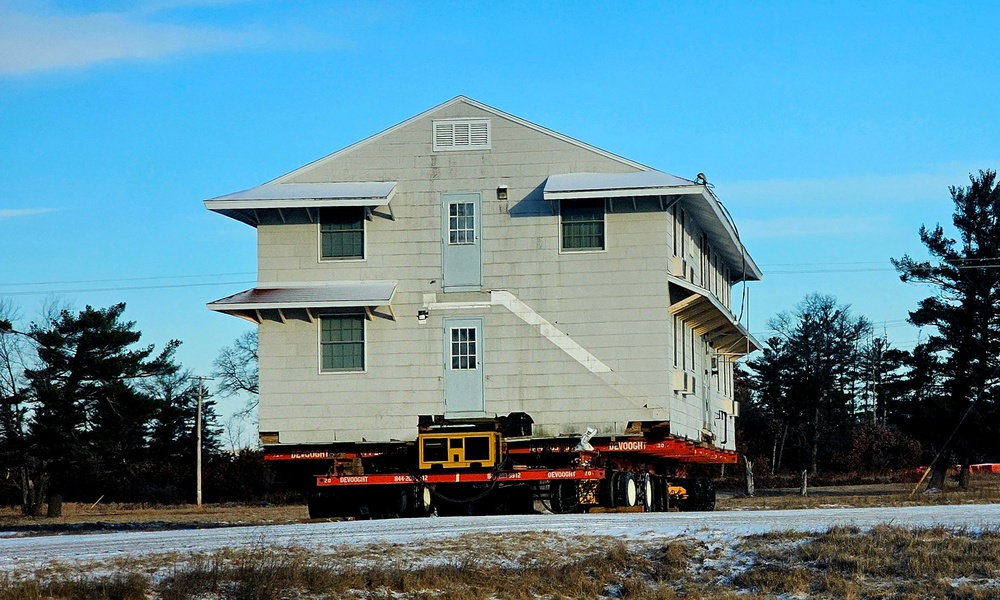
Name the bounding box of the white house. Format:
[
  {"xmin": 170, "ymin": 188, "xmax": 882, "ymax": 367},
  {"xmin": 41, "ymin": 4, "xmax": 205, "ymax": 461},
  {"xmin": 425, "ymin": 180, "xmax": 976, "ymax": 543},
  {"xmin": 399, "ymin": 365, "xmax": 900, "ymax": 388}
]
[{"xmin": 206, "ymin": 96, "xmax": 761, "ymax": 454}]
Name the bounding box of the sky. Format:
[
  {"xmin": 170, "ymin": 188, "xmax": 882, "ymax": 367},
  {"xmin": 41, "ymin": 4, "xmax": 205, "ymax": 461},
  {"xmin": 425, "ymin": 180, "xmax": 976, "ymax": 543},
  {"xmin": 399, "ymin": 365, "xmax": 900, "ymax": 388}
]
[{"xmin": 2, "ymin": 1, "xmax": 998, "ymax": 439}]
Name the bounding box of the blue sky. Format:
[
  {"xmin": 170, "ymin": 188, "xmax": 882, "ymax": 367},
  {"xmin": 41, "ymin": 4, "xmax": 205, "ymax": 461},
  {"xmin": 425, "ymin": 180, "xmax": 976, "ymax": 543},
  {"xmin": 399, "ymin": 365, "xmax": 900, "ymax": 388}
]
[{"xmin": 2, "ymin": 1, "xmax": 998, "ymax": 431}]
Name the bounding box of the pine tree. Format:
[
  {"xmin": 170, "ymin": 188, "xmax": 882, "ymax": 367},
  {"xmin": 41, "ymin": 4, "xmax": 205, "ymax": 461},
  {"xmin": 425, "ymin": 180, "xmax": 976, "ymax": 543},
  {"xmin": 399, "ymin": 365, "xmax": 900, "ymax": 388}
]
[
  {"xmin": 748, "ymin": 294, "xmax": 871, "ymax": 473},
  {"xmin": 893, "ymin": 169, "xmax": 1000, "ymax": 489},
  {"xmin": 23, "ymin": 303, "xmax": 179, "ymax": 515}
]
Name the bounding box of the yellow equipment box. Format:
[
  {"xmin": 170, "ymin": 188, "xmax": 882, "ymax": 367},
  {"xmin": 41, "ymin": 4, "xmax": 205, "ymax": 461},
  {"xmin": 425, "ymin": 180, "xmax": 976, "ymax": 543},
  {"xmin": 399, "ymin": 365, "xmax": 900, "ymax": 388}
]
[{"xmin": 418, "ymin": 432, "xmax": 500, "ymax": 469}]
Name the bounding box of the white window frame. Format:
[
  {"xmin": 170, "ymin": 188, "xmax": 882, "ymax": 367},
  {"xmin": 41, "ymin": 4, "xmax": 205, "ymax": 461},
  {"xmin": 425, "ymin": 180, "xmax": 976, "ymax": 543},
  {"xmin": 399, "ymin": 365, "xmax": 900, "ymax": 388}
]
[
  {"xmin": 317, "ymin": 207, "xmax": 367, "ymax": 263},
  {"xmin": 448, "ymin": 326, "xmax": 479, "ymax": 370},
  {"xmin": 317, "ymin": 313, "xmax": 367, "ymax": 374},
  {"xmin": 558, "ymin": 199, "xmax": 608, "ymax": 254},
  {"xmin": 447, "ymin": 201, "xmax": 476, "ymax": 245},
  {"xmin": 432, "ymin": 118, "xmax": 491, "ymax": 151}
]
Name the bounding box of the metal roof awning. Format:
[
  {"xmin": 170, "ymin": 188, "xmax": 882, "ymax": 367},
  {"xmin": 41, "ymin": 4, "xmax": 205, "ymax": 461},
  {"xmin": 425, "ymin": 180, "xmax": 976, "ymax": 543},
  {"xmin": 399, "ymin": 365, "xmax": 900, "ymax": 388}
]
[
  {"xmin": 204, "ymin": 182, "xmax": 397, "ymax": 226},
  {"xmin": 543, "ymin": 171, "xmax": 762, "ymax": 282},
  {"xmin": 543, "ymin": 171, "xmax": 701, "ymax": 201},
  {"xmin": 208, "ymin": 281, "xmax": 397, "ymax": 324},
  {"xmin": 667, "ymin": 275, "xmax": 760, "ymax": 356}
]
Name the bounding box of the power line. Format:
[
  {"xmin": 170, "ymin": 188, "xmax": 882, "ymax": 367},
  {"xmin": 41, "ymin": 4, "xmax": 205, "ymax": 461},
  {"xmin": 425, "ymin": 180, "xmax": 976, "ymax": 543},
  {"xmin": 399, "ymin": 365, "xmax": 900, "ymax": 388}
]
[
  {"xmin": 0, "ymin": 272, "xmax": 256, "ymax": 288},
  {"xmin": 0, "ymin": 281, "xmax": 255, "ymax": 297}
]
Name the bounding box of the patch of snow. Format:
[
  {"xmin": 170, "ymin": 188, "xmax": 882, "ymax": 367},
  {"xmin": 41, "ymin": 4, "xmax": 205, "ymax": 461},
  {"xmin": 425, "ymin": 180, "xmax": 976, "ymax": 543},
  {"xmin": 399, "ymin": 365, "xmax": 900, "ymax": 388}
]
[{"xmin": 2, "ymin": 504, "xmax": 1000, "ymax": 574}]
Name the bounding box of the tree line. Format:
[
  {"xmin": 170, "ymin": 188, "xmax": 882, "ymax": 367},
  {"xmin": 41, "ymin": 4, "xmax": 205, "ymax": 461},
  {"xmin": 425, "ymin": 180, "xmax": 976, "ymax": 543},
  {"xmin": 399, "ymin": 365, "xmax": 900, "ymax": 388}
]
[
  {"xmin": 740, "ymin": 170, "xmax": 1000, "ymax": 490},
  {"xmin": 0, "ymin": 303, "xmax": 270, "ymax": 516}
]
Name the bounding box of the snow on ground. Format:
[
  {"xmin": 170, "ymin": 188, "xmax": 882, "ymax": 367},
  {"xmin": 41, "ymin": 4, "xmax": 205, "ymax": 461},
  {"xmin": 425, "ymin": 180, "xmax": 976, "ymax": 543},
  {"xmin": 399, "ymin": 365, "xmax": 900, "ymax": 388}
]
[{"xmin": 2, "ymin": 503, "xmax": 999, "ymax": 574}]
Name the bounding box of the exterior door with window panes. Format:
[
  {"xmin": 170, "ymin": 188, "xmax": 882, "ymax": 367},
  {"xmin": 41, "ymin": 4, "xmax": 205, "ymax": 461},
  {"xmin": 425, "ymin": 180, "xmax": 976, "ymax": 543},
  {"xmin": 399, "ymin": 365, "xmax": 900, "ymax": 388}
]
[
  {"xmin": 441, "ymin": 193, "xmax": 482, "ymax": 291},
  {"xmin": 443, "ymin": 317, "xmax": 485, "ymax": 417}
]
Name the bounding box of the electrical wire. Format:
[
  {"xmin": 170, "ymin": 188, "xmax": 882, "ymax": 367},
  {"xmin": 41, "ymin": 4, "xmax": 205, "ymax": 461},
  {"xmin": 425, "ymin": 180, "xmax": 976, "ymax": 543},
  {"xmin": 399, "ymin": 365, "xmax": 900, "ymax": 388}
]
[
  {"xmin": 0, "ymin": 272, "xmax": 256, "ymax": 288},
  {"xmin": 0, "ymin": 281, "xmax": 255, "ymax": 296}
]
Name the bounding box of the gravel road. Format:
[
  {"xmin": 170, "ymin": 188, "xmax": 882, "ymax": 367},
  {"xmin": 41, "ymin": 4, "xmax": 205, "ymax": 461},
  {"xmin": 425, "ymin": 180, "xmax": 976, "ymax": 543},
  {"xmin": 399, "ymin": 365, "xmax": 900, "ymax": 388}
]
[{"xmin": 3, "ymin": 503, "xmax": 999, "ymax": 573}]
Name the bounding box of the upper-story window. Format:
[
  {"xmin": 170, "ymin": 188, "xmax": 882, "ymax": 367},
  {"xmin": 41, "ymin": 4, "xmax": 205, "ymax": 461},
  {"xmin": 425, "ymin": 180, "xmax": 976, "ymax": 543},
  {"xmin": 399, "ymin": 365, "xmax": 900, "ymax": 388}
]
[
  {"xmin": 561, "ymin": 199, "xmax": 605, "ymax": 252},
  {"xmin": 320, "ymin": 207, "xmax": 364, "ymax": 260},
  {"xmin": 433, "ymin": 118, "xmax": 491, "ymax": 151}
]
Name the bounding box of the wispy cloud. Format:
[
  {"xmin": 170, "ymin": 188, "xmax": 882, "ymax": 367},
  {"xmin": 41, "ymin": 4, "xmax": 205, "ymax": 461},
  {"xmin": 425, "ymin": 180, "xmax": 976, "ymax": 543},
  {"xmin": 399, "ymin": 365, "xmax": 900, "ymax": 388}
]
[
  {"xmin": 0, "ymin": 208, "xmax": 57, "ymax": 219},
  {"xmin": 0, "ymin": 3, "xmax": 333, "ymax": 76},
  {"xmin": 0, "ymin": 6, "xmax": 249, "ymax": 75}
]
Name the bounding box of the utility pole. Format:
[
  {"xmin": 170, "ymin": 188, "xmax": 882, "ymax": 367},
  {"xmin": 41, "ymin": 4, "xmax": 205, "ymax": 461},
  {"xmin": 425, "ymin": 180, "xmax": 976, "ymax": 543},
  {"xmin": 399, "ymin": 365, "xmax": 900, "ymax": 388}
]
[{"xmin": 191, "ymin": 376, "xmax": 213, "ymax": 508}]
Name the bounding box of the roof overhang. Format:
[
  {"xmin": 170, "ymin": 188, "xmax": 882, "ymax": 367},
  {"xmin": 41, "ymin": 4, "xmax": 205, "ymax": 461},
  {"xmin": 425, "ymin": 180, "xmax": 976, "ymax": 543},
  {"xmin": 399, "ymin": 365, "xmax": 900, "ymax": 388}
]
[
  {"xmin": 204, "ymin": 182, "xmax": 397, "ymax": 227},
  {"xmin": 543, "ymin": 171, "xmax": 762, "ymax": 282},
  {"xmin": 667, "ymin": 275, "xmax": 761, "ymax": 356},
  {"xmin": 208, "ymin": 281, "xmax": 397, "ymax": 324},
  {"xmin": 543, "ymin": 171, "xmax": 703, "ymax": 200}
]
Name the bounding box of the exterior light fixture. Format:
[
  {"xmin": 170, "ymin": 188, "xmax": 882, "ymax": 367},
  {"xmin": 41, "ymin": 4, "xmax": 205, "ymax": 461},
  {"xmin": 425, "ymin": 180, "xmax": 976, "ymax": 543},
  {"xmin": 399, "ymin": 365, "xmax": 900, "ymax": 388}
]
[
  {"xmin": 417, "ymin": 309, "xmax": 429, "ymax": 323},
  {"xmin": 496, "ymin": 185, "xmax": 508, "ymax": 200}
]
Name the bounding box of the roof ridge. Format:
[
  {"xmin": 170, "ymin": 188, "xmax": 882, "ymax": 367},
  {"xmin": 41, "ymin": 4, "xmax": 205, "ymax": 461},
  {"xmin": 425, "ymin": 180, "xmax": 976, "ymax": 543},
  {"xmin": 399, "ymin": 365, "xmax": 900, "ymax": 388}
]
[{"xmin": 269, "ymin": 96, "xmax": 650, "ymax": 183}]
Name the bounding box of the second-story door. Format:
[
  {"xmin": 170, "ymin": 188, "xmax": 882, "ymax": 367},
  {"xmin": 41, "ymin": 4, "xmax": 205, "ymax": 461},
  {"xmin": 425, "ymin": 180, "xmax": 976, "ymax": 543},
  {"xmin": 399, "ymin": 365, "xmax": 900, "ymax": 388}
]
[{"xmin": 441, "ymin": 192, "xmax": 482, "ymax": 292}]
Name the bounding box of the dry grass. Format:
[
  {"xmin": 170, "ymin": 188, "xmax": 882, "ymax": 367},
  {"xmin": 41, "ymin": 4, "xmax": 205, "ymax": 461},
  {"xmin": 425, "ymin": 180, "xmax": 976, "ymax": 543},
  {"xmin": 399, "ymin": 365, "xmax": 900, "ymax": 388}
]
[
  {"xmin": 718, "ymin": 473, "xmax": 1000, "ymax": 511},
  {"xmin": 0, "ymin": 503, "xmax": 308, "ymax": 529},
  {"xmin": 733, "ymin": 526, "xmax": 1000, "ymax": 599}
]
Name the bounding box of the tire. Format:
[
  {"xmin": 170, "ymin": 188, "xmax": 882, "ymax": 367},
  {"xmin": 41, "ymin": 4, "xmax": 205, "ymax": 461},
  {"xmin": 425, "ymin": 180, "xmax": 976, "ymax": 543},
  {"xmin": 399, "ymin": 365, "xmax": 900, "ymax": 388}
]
[
  {"xmin": 550, "ymin": 481, "xmax": 579, "ymax": 514},
  {"xmin": 307, "ymin": 491, "xmax": 336, "ymax": 519},
  {"xmin": 635, "ymin": 473, "xmax": 653, "ymax": 511},
  {"xmin": 612, "ymin": 472, "xmax": 637, "ymax": 508},
  {"xmin": 700, "ymin": 478, "xmax": 716, "ymax": 511},
  {"xmin": 679, "ymin": 478, "xmax": 716, "ymax": 512},
  {"xmin": 655, "ymin": 477, "xmax": 670, "ymax": 512},
  {"xmin": 409, "ymin": 485, "xmax": 433, "ymax": 517}
]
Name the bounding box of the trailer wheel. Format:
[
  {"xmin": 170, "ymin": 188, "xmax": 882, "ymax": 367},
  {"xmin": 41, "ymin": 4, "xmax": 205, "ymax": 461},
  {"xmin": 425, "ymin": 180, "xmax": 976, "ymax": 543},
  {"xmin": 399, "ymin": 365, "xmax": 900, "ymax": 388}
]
[
  {"xmin": 308, "ymin": 490, "xmax": 354, "ymax": 519},
  {"xmin": 384, "ymin": 486, "xmax": 411, "ymax": 518},
  {"xmin": 639, "ymin": 474, "xmax": 654, "ymax": 511},
  {"xmin": 410, "ymin": 485, "xmax": 433, "ymax": 517},
  {"xmin": 700, "ymin": 478, "xmax": 716, "ymax": 511},
  {"xmin": 611, "ymin": 472, "xmax": 637, "ymax": 508},
  {"xmin": 307, "ymin": 491, "xmax": 333, "ymax": 519},
  {"xmin": 652, "ymin": 477, "xmax": 670, "ymax": 512},
  {"xmin": 550, "ymin": 481, "xmax": 579, "ymax": 513},
  {"xmin": 678, "ymin": 478, "xmax": 716, "ymax": 512}
]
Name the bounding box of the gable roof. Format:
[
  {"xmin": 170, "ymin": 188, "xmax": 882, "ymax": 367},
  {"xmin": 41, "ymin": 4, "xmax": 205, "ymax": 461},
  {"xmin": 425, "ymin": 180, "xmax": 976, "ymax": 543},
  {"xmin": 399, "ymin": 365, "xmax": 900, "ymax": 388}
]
[{"xmin": 270, "ymin": 96, "xmax": 651, "ymax": 183}]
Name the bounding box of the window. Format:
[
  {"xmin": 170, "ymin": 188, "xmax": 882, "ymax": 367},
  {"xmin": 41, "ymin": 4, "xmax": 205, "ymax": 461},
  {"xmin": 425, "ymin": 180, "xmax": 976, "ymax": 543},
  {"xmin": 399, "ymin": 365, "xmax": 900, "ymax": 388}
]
[
  {"xmin": 320, "ymin": 207, "xmax": 364, "ymax": 259},
  {"xmin": 680, "ymin": 209, "xmax": 687, "ymax": 257},
  {"xmin": 561, "ymin": 199, "xmax": 605, "ymax": 251},
  {"xmin": 448, "ymin": 202, "xmax": 475, "ymax": 244},
  {"xmin": 700, "ymin": 234, "xmax": 708, "ymax": 287},
  {"xmin": 450, "ymin": 327, "xmax": 477, "ymax": 369},
  {"xmin": 320, "ymin": 314, "xmax": 365, "ymax": 372},
  {"xmin": 672, "ymin": 315, "xmax": 680, "ymax": 368}
]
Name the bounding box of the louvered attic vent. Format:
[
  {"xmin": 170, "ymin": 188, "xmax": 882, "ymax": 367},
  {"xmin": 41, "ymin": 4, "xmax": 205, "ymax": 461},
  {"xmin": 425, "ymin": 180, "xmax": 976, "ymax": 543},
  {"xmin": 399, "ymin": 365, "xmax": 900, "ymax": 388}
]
[{"xmin": 433, "ymin": 118, "xmax": 491, "ymax": 151}]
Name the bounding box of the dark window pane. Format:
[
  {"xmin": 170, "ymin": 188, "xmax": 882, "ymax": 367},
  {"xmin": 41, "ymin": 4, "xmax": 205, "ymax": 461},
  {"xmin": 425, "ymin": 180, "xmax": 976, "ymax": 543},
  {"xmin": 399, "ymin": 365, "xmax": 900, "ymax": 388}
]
[
  {"xmin": 320, "ymin": 315, "xmax": 365, "ymax": 371},
  {"xmin": 320, "ymin": 207, "xmax": 365, "ymax": 259},
  {"xmin": 561, "ymin": 199, "xmax": 605, "ymax": 251}
]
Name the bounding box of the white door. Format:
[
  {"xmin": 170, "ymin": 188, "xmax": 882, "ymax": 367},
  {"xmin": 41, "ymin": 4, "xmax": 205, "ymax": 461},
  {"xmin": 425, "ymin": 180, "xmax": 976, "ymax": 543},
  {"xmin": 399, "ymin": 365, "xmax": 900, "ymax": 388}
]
[
  {"xmin": 443, "ymin": 317, "xmax": 485, "ymax": 417},
  {"xmin": 441, "ymin": 193, "xmax": 482, "ymax": 291}
]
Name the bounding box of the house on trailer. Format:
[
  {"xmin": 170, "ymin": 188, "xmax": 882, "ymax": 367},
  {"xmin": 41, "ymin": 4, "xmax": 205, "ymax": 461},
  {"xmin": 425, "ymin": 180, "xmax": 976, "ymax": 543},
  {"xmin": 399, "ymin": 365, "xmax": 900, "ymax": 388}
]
[{"xmin": 205, "ymin": 96, "xmax": 762, "ymax": 455}]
